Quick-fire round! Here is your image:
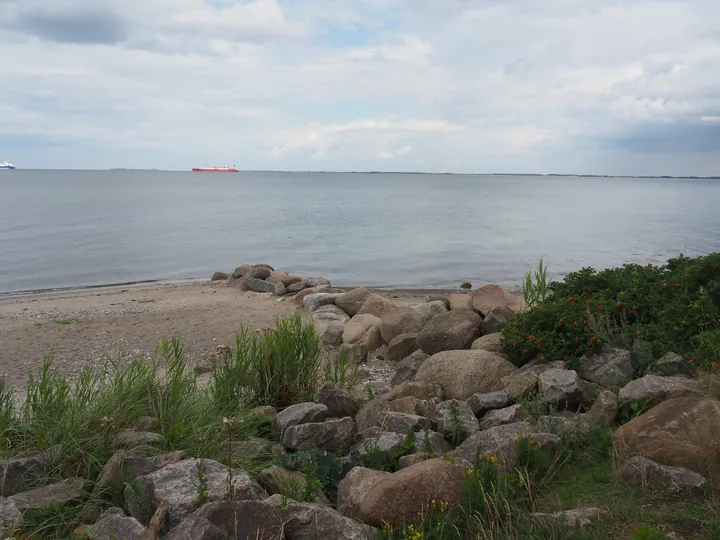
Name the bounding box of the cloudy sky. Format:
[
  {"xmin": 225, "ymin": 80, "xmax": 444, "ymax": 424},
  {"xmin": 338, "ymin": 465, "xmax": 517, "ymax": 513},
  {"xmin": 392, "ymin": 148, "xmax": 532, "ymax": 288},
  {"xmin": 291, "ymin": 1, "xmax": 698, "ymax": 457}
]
[{"xmin": 1, "ymin": 0, "xmax": 719, "ymax": 175}]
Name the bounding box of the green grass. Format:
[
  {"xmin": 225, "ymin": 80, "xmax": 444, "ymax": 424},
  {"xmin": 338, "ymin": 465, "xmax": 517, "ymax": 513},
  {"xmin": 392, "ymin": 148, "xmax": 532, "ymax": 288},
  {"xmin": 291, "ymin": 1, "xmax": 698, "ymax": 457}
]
[{"xmin": 0, "ymin": 314, "xmax": 326, "ymax": 539}]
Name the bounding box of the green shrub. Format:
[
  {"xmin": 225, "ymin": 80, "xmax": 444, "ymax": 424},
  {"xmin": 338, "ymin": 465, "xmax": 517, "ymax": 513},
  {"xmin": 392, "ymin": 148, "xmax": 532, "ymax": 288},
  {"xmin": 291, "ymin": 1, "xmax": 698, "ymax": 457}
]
[
  {"xmin": 274, "ymin": 449, "xmax": 357, "ymax": 501},
  {"xmin": 502, "ymin": 253, "xmax": 720, "ymax": 369}
]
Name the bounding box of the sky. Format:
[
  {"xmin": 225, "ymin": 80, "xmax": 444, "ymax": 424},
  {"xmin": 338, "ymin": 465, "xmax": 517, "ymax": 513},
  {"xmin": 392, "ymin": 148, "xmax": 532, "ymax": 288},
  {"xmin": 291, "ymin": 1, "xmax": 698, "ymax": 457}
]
[{"xmin": 1, "ymin": 0, "xmax": 719, "ymax": 175}]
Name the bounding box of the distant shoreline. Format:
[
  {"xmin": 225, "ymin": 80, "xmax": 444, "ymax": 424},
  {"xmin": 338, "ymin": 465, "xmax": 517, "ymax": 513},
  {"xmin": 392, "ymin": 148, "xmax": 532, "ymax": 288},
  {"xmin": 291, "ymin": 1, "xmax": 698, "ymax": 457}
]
[{"xmin": 10, "ymin": 169, "xmax": 720, "ymax": 179}]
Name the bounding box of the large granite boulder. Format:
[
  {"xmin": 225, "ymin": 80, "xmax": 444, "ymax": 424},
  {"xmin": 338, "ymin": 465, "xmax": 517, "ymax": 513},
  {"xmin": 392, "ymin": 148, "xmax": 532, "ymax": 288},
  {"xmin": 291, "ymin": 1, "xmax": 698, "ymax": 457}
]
[
  {"xmin": 343, "ymin": 314, "xmax": 382, "ymax": 349},
  {"xmin": 246, "ymin": 278, "xmax": 278, "ymax": 294},
  {"xmin": 471, "ymin": 333, "xmax": 503, "ymax": 354},
  {"xmin": 577, "ymin": 346, "xmax": 635, "ymax": 389},
  {"xmin": 467, "ymin": 391, "xmax": 509, "ymax": 416},
  {"xmin": 538, "ymin": 369, "xmax": 588, "ymax": 411},
  {"xmin": 124, "ymin": 459, "xmax": 267, "ymax": 528},
  {"xmin": 471, "ymin": 284, "xmax": 524, "ymax": 318},
  {"xmin": 391, "ymin": 350, "xmax": 429, "ymax": 386},
  {"xmin": 380, "ymin": 307, "xmax": 415, "ymax": 344},
  {"xmin": 433, "ymin": 400, "xmax": 479, "ymax": 441},
  {"xmin": 387, "ymin": 333, "xmax": 418, "ymax": 363},
  {"xmin": 357, "ymin": 294, "xmax": 397, "ymax": 318},
  {"xmin": 655, "ymin": 352, "xmax": 694, "ymax": 377},
  {"xmin": 303, "ymin": 293, "xmax": 343, "ymax": 313},
  {"xmin": 279, "ymin": 501, "xmax": 376, "ymax": 539},
  {"xmin": 617, "ymin": 375, "xmax": 702, "ymax": 407},
  {"xmin": 281, "ymin": 417, "xmax": 356, "ymax": 453},
  {"xmin": 0, "ymin": 478, "xmax": 85, "ymax": 531},
  {"xmin": 312, "ymin": 305, "xmax": 351, "ymax": 323},
  {"xmin": 315, "ymin": 382, "xmax": 358, "ymax": 418},
  {"xmin": 614, "ymin": 397, "xmax": 720, "ymax": 479},
  {"xmin": 585, "ymin": 390, "xmax": 619, "ymax": 428},
  {"xmin": 0, "ymin": 451, "xmax": 50, "ymax": 496},
  {"xmin": 335, "ymin": 288, "xmax": 373, "ymax": 317},
  {"xmin": 415, "ymin": 350, "xmax": 517, "ymax": 400},
  {"xmin": 359, "ymin": 459, "xmax": 464, "ymax": 527},
  {"xmin": 337, "ymin": 467, "xmax": 391, "ymax": 520},
  {"xmin": 273, "ymin": 403, "xmax": 329, "ymax": 440},
  {"xmin": 411, "ymin": 301, "xmax": 448, "ymax": 330},
  {"xmin": 478, "ymin": 404, "xmax": 524, "ymax": 430},
  {"xmin": 87, "ymin": 508, "xmax": 145, "ymax": 540},
  {"xmin": 164, "ymin": 501, "xmax": 284, "ymax": 540},
  {"xmin": 619, "ymin": 456, "xmax": 707, "ymax": 493},
  {"xmin": 416, "ymin": 310, "xmax": 482, "ymax": 355}
]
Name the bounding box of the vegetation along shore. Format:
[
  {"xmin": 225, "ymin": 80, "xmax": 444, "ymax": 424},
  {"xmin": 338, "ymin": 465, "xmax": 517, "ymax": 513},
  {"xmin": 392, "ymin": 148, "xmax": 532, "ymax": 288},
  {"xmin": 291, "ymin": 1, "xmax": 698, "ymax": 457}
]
[{"xmin": 0, "ymin": 253, "xmax": 719, "ymax": 539}]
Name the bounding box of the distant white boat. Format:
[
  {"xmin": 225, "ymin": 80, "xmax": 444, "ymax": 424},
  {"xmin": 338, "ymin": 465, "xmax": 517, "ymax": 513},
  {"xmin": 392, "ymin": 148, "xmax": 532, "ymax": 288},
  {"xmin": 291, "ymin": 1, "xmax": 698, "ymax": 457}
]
[{"xmin": 0, "ymin": 161, "xmax": 15, "ymax": 170}]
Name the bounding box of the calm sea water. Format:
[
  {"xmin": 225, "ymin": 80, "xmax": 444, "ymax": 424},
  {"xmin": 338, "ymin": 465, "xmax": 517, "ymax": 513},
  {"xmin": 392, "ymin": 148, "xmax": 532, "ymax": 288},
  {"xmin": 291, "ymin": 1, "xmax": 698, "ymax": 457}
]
[{"xmin": 1, "ymin": 170, "xmax": 719, "ymax": 296}]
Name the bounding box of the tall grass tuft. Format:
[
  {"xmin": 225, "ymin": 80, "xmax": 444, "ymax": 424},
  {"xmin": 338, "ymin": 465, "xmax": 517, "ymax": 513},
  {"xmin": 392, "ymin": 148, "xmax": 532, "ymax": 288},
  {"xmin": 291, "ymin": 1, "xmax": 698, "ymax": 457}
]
[
  {"xmin": 524, "ymin": 258, "xmax": 550, "ymax": 310},
  {"xmin": 212, "ymin": 314, "xmax": 322, "ymax": 410}
]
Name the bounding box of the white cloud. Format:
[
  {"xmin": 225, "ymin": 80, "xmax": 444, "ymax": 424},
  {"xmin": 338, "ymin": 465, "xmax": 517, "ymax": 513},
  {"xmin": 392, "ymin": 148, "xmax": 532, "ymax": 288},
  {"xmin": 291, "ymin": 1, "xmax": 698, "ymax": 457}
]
[{"xmin": 0, "ymin": 0, "xmax": 719, "ymax": 174}]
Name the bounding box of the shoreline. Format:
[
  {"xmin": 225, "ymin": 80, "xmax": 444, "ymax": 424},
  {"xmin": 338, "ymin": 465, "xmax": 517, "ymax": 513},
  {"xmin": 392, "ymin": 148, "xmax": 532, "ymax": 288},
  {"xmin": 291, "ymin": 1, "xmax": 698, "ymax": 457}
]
[{"xmin": 0, "ymin": 280, "xmax": 464, "ymax": 391}]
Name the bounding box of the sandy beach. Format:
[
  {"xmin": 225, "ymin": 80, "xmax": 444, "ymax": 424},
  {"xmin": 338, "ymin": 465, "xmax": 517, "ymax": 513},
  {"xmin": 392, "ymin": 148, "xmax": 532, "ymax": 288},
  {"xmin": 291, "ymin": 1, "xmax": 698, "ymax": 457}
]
[{"xmin": 0, "ymin": 281, "xmax": 449, "ymax": 390}]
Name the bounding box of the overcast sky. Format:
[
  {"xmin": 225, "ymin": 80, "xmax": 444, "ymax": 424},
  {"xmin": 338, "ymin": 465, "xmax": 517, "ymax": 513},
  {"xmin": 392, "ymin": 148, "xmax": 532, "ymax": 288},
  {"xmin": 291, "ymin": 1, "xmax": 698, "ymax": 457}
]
[{"xmin": 1, "ymin": 0, "xmax": 719, "ymax": 175}]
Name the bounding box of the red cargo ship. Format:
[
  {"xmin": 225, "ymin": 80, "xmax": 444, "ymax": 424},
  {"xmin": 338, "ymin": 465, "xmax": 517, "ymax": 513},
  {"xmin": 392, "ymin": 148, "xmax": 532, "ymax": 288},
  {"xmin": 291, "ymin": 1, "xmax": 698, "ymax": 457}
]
[{"xmin": 191, "ymin": 166, "xmax": 239, "ymax": 172}]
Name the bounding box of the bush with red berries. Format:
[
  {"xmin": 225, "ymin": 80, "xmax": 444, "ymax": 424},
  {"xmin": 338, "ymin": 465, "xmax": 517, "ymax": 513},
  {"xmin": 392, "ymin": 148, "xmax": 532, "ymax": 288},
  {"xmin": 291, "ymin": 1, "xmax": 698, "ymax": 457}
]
[{"xmin": 501, "ymin": 253, "xmax": 720, "ymax": 370}]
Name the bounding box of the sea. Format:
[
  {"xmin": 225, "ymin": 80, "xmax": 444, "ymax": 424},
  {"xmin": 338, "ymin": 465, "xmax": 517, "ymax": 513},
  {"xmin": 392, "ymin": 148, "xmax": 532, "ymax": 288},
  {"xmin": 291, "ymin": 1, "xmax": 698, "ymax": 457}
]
[{"xmin": 1, "ymin": 170, "xmax": 719, "ymax": 296}]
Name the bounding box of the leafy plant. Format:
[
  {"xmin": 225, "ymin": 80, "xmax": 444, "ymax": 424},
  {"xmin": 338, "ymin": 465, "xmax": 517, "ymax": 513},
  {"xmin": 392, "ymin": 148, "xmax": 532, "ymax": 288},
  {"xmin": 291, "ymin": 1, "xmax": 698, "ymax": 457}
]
[
  {"xmin": 524, "ymin": 258, "xmax": 550, "ymax": 310},
  {"xmin": 617, "ymin": 397, "xmax": 654, "ymax": 425},
  {"xmin": 502, "ymin": 253, "xmax": 720, "ymax": 369},
  {"xmin": 632, "ymin": 524, "xmax": 668, "ymax": 540},
  {"xmin": 324, "ymin": 347, "xmax": 357, "ymax": 389},
  {"xmin": 195, "ymin": 461, "xmax": 211, "ymax": 506},
  {"xmin": 448, "ymin": 400, "xmax": 467, "ymax": 446}
]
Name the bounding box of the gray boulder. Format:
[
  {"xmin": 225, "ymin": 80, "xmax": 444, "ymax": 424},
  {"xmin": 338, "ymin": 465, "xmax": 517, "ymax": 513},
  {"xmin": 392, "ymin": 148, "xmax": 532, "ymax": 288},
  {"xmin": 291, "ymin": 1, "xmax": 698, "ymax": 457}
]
[
  {"xmin": 412, "ymin": 430, "xmax": 452, "ymax": 455},
  {"xmin": 387, "ymin": 334, "xmax": 418, "ymax": 363},
  {"xmin": 279, "ymin": 501, "xmax": 377, "ymax": 540},
  {"xmin": 382, "ymin": 412, "xmax": 428, "ymax": 434},
  {"xmin": 281, "ymin": 417, "xmax": 356, "ymax": 453},
  {"xmin": 479, "ymin": 404, "xmax": 524, "ymax": 430},
  {"xmin": 656, "ymin": 352, "xmax": 694, "ymax": 377},
  {"xmin": 312, "ymin": 305, "xmax": 351, "ymax": 323},
  {"xmin": 416, "ymin": 310, "xmax": 482, "ymax": 355},
  {"xmin": 391, "ymin": 350, "xmax": 429, "ymax": 386},
  {"xmin": 619, "ymin": 456, "xmax": 707, "ymax": 492},
  {"xmin": 258, "ymin": 466, "xmax": 329, "ymax": 504},
  {"xmin": 349, "ymin": 432, "xmax": 405, "ymax": 461},
  {"xmin": 94, "ymin": 450, "xmax": 188, "ymax": 499},
  {"xmin": 467, "ymin": 391, "xmax": 509, "ymax": 416},
  {"xmin": 211, "ymin": 272, "xmax": 230, "ymax": 282},
  {"xmin": 415, "ymin": 350, "xmax": 516, "ymax": 400},
  {"xmin": 0, "ymin": 451, "xmax": 49, "ymax": 496},
  {"xmin": 480, "ymin": 306, "xmax": 510, "ymax": 334},
  {"xmin": 0, "ymin": 478, "xmax": 85, "ymax": 530},
  {"xmin": 337, "ymin": 467, "xmax": 391, "ymax": 521},
  {"xmin": 585, "ymin": 390, "xmax": 618, "ymax": 428},
  {"xmin": 618, "ymin": 375, "xmax": 702, "ymax": 407},
  {"xmin": 273, "ymin": 403, "xmax": 330, "ymax": 440},
  {"xmin": 315, "ymin": 382, "xmax": 358, "ymax": 418},
  {"xmin": 87, "ymin": 509, "xmax": 144, "ymax": 540},
  {"xmin": 250, "ymin": 267, "xmax": 273, "ymax": 280},
  {"xmin": 452, "ymin": 422, "xmax": 561, "ymax": 472},
  {"xmin": 303, "ymin": 293, "xmax": 343, "ymax": 313},
  {"xmin": 343, "ymin": 314, "xmax": 382, "ymax": 346},
  {"xmin": 538, "ymin": 369, "xmax": 588, "ymax": 411},
  {"xmin": 246, "ymin": 278, "xmax": 278, "ymax": 294},
  {"xmin": 319, "ymin": 321, "xmax": 345, "ymax": 348},
  {"xmin": 433, "ymin": 400, "xmax": 479, "ymax": 441},
  {"xmin": 124, "ymin": 458, "xmax": 267, "ymax": 528},
  {"xmin": 411, "ymin": 301, "xmax": 448, "ymax": 330},
  {"xmin": 577, "ymin": 346, "xmax": 635, "ymax": 389},
  {"xmin": 164, "ymin": 500, "xmax": 283, "ymax": 540}
]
